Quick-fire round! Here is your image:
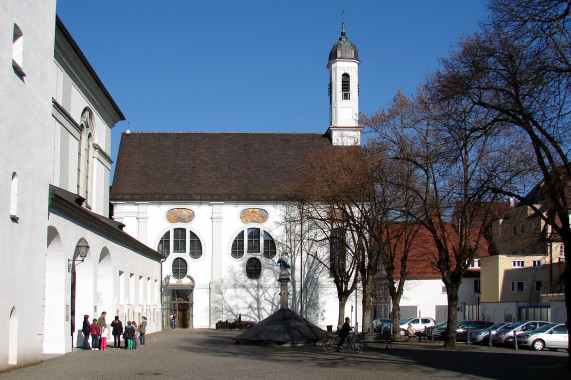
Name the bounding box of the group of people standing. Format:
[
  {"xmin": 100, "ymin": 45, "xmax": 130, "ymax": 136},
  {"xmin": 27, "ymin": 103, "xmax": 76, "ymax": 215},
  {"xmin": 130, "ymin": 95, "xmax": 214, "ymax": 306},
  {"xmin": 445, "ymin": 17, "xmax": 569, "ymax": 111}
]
[{"xmin": 82, "ymin": 311, "xmax": 147, "ymax": 350}]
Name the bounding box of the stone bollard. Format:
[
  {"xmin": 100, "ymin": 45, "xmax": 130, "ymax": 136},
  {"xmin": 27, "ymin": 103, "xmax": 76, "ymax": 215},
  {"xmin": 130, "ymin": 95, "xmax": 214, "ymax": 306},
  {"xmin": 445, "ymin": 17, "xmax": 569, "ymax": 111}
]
[{"xmin": 514, "ymin": 330, "xmax": 518, "ymax": 350}]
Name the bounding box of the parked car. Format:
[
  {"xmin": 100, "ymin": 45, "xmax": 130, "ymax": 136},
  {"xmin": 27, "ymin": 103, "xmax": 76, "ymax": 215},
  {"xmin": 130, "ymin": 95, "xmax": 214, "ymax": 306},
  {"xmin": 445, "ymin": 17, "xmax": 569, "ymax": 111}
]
[
  {"xmin": 517, "ymin": 323, "xmax": 568, "ymax": 351},
  {"xmin": 433, "ymin": 320, "xmax": 494, "ymax": 341},
  {"xmin": 398, "ymin": 317, "xmax": 435, "ymax": 335},
  {"xmin": 371, "ymin": 318, "xmax": 393, "ymax": 335},
  {"xmin": 455, "ymin": 321, "xmax": 494, "ymax": 341},
  {"xmin": 425, "ymin": 320, "xmax": 448, "ymax": 339},
  {"xmin": 469, "ymin": 322, "xmax": 511, "ymax": 345},
  {"xmin": 492, "ymin": 321, "xmax": 552, "ymax": 346}
]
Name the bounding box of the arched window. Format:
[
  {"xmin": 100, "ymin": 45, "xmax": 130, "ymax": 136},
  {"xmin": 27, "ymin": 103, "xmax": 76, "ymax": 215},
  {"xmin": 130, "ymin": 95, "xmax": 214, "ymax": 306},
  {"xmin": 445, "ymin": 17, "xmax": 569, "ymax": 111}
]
[
  {"xmin": 231, "ymin": 231, "xmax": 244, "ymax": 259},
  {"xmin": 158, "ymin": 231, "xmax": 170, "ymax": 256},
  {"xmin": 78, "ymin": 109, "xmax": 94, "ymax": 204},
  {"xmin": 341, "ymin": 73, "xmax": 350, "ymax": 100},
  {"xmin": 188, "ymin": 231, "xmax": 202, "ymax": 259},
  {"xmin": 10, "ymin": 172, "xmax": 18, "ymax": 218},
  {"xmin": 172, "ymin": 258, "xmax": 188, "ymax": 279},
  {"xmin": 246, "ymin": 257, "xmax": 262, "ymax": 279},
  {"xmin": 12, "ymin": 24, "xmax": 24, "ymax": 77},
  {"xmin": 157, "ymin": 228, "xmax": 202, "ymax": 259},
  {"xmin": 231, "ymin": 228, "xmax": 277, "ymax": 260},
  {"xmin": 263, "ymin": 231, "xmax": 276, "ymax": 259}
]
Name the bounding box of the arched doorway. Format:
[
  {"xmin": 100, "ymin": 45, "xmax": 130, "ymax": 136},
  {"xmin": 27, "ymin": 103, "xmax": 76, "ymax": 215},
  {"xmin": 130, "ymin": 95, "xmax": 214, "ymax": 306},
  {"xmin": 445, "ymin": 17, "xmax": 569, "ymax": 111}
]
[
  {"xmin": 44, "ymin": 226, "xmax": 67, "ymax": 353},
  {"xmin": 8, "ymin": 307, "xmax": 17, "ymax": 365},
  {"xmin": 96, "ymin": 248, "xmax": 113, "ymax": 317},
  {"xmin": 72, "ymin": 238, "xmax": 93, "ymax": 348},
  {"xmin": 162, "ymin": 276, "xmax": 195, "ymax": 329}
]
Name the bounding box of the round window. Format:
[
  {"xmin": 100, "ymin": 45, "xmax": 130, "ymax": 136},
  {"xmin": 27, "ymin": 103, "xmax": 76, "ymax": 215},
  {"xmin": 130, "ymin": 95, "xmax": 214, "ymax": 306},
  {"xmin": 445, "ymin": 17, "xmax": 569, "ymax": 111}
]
[
  {"xmin": 172, "ymin": 258, "xmax": 188, "ymax": 279},
  {"xmin": 246, "ymin": 257, "xmax": 262, "ymax": 279}
]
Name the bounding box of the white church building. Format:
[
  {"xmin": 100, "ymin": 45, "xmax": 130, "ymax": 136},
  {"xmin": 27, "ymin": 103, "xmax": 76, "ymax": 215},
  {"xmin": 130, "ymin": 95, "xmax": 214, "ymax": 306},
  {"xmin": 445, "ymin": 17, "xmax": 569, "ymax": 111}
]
[
  {"xmin": 1, "ymin": 1, "xmax": 162, "ymax": 370},
  {"xmin": 110, "ymin": 23, "xmax": 364, "ymax": 330}
]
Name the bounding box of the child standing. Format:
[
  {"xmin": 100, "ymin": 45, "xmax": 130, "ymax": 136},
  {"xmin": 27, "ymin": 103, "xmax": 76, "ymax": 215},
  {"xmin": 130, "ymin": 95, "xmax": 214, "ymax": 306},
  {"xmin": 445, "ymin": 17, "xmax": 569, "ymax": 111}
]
[
  {"xmin": 100, "ymin": 324, "xmax": 109, "ymax": 350},
  {"xmin": 132, "ymin": 321, "xmax": 138, "ymax": 349},
  {"xmin": 90, "ymin": 318, "xmax": 100, "ymax": 350},
  {"xmin": 124, "ymin": 321, "xmax": 135, "ymax": 350}
]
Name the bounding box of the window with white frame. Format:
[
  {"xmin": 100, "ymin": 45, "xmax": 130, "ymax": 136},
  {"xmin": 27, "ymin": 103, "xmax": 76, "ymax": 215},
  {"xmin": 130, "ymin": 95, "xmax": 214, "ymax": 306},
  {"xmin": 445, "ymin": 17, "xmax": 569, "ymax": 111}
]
[
  {"xmin": 12, "ymin": 24, "xmax": 24, "ymax": 76},
  {"xmin": 231, "ymin": 228, "xmax": 276, "ymax": 260},
  {"xmin": 511, "ymin": 281, "xmax": 525, "ymax": 292},
  {"xmin": 230, "ymin": 227, "xmax": 277, "ymax": 280},
  {"xmin": 172, "ymin": 258, "xmax": 188, "ymax": 279},
  {"xmin": 77, "ymin": 108, "xmax": 94, "ymax": 205},
  {"xmin": 157, "ymin": 228, "xmax": 202, "ymax": 259},
  {"xmin": 532, "ymin": 260, "xmax": 541, "ymax": 267},
  {"xmin": 10, "ymin": 172, "xmax": 18, "ymax": 219},
  {"xmin": 341, "ymin": 73, "xmax": 351, "ymax": 100},
  {"xmin": 512, "ymin": 260, "xmax": 524, "ymax": 268},
  {"xmin": 469, "ymin": 259, "xmax": 481, "ymax": 268}
]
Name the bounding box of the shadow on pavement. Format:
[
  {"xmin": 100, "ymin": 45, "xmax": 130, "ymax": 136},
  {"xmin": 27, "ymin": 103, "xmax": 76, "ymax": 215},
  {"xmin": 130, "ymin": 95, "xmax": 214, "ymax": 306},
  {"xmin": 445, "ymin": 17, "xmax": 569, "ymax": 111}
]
[{"xmin": 178, "ymin": 330, "xmax": 570, "ymax": 379}]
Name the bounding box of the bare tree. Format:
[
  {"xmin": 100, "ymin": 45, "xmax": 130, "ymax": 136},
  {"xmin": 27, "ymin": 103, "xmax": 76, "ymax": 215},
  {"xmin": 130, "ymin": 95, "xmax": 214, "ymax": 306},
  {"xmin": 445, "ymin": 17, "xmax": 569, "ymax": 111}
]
[
  {"xmin": 366, "ymin": 90, "xmax": 522, "ymax": 348},
  {"xmin": 296, "ymin": 147, "xmax": 365, "ymax": 327},
  {"xmin": 428, "ymin": 0, "xmax": 571, "ymax": 359}
]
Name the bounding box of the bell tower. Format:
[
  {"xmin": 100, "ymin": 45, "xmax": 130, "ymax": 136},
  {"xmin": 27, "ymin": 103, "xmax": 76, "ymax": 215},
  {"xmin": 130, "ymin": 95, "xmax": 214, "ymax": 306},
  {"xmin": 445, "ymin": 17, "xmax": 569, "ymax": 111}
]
[{"xmin": 327, "ymin": 19, "xmax": 362, "ymax": 146}]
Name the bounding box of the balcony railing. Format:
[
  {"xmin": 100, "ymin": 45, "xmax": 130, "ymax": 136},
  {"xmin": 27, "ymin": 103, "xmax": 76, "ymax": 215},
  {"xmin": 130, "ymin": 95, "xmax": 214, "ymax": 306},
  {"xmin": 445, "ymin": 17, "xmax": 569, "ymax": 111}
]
[{"xmin": 541, "ymin": 285, "xmax": 565, "ymax": 296}]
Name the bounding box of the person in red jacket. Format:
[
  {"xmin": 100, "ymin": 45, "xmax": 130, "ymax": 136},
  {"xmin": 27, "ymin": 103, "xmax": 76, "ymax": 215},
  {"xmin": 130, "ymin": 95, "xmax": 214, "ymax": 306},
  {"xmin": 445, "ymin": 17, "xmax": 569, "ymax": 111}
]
[{"xmin": 90, "ymin": 318, "xmax": 100, "ymax": 350}]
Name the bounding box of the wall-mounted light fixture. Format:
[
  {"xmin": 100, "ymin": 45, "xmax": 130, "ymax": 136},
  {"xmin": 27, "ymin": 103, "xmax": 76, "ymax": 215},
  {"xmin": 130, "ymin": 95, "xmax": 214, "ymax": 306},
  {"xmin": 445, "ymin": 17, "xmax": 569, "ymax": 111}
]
[
  {"xmin": 163, "ymin": 275, "xmax": 171, "ymax": 286},
  {"xmin": 68, "ymin": 239, "xmax": 89, "ymax": 272}
]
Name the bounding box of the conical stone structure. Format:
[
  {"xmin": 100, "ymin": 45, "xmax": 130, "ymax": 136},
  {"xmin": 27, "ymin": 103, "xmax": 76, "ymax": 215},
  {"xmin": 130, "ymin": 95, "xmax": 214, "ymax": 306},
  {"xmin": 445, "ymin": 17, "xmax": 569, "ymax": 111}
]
[
  {"xmin": 234, "ymin": 254, "xmax": 326, "ymax": 345},
  {"xmin": 233, "ymin": 308, "xmax": 326, "ymax": 345}
]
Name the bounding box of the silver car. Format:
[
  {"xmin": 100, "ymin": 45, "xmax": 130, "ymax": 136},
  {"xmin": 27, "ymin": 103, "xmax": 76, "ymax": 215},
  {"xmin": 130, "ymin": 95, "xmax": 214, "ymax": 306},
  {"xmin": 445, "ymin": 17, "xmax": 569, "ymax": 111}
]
[
  {"xmin": 469, "ymin": 322, "xmax": 510, "ymax": 344},
  {"xmin": 492, "ymin": 320, "xmax": 551, "ymax": 346},
  {"xmin": 517, "ymin": 323, "xmax": 568, "ymax": 351}
]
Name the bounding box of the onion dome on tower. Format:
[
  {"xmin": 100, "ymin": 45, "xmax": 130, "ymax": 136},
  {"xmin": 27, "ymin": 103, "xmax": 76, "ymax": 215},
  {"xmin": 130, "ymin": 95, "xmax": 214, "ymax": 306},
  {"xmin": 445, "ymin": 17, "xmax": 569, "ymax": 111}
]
[{"xmin": 328, "ymin": 21, "xmax": 359, "ymax": 65}]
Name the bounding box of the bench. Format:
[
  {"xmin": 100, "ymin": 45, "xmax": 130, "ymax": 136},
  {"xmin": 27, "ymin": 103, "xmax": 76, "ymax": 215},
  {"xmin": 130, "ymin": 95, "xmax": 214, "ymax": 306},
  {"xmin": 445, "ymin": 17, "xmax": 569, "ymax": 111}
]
[{"xmin": 362, "ymin": 333, "xmax": 395, "ymax": 348}]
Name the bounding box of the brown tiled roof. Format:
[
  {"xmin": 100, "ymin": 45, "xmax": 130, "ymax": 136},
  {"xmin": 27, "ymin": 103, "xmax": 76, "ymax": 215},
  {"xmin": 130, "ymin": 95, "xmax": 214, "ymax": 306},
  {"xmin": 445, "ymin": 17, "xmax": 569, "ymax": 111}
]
[
  {"xmin": 393, "ymin": 225, "xmax": 490, "ymax": 280},
  {"xmin": 110, "ymin": 132, "xmax": 334, "ymax": 201}
]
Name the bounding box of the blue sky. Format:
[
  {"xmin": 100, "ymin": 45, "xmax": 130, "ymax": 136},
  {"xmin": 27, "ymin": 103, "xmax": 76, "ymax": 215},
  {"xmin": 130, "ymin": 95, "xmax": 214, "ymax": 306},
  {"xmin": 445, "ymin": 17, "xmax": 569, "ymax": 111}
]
[{"xmin": 57, "ymin": 0, "xmax": 488, "ymax": 178}]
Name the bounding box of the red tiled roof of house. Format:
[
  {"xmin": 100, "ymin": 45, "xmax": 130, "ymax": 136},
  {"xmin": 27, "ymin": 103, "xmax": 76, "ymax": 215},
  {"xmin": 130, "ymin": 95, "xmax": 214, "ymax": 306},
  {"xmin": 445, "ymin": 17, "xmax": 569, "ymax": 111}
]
[{"xmin": 393, "ymin": 224, "xmax": 490, "ymax": 280}]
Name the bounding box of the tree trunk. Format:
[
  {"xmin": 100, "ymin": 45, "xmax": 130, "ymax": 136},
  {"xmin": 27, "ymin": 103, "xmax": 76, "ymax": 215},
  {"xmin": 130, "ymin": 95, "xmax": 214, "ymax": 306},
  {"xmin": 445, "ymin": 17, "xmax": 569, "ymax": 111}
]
[
  {"xmin": 338, "ymin": 295, "xmax": 348, "ymax": 328},
  {"xmin": 361, "ymin": 277, "xmax": 373, "ymax": 332},
  {"xmin": 562, "ymin": 238, "xmax": 571, "ymax": 369},
  {"xmin": 392, "ymin": 304, "xmax": 402, "ymax": 340},
  {"xmin": 445, "ymin": 284, "xmax": 459, "ymax": 349}
]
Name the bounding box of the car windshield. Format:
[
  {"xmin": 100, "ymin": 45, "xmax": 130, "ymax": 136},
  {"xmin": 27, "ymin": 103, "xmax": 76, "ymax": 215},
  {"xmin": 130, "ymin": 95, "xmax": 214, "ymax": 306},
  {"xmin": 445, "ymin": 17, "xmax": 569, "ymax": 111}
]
[
  {"xmin": 433, "ymin": 321, "xmax": 447, "ymax": 328},
  {"xmin": 500, "ymin": 321, "xmax": 526, "ymax": 331},
  {"xmin": 532, "ymin": 324, "xmax": 556, "ymax": 333},
  {"xmin": 489, "ymin": 323, "xmax": 508, "ymax": 331},
  {"xmin": 399, "ymin": 318, "xmax": 413, "ymax": 325}
]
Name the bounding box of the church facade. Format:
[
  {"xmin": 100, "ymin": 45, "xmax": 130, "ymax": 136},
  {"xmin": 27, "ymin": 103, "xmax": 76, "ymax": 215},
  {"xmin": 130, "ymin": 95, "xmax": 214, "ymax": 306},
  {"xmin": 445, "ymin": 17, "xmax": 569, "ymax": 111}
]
[{"xmin": 110, "ymin": 24, "xmax": 363, "ymax": 329}]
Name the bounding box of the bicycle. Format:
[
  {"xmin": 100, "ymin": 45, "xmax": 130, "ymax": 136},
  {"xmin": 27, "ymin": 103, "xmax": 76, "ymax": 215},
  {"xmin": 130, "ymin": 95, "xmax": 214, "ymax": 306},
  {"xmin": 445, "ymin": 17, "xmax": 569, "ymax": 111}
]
[{"xmin": 323, "ymin": 333, "xmax": 363, "ymax": 352}]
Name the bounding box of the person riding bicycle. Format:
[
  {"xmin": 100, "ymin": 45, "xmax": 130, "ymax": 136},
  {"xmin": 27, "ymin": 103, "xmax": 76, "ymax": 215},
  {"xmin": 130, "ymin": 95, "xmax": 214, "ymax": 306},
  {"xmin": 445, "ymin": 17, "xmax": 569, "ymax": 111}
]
[{"xmin": 336, "ymin": 317, "xmax": 352, "ymax": 351}]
